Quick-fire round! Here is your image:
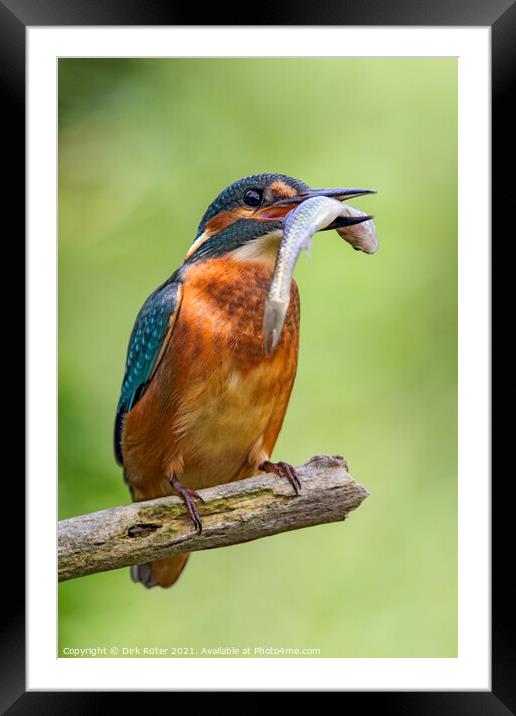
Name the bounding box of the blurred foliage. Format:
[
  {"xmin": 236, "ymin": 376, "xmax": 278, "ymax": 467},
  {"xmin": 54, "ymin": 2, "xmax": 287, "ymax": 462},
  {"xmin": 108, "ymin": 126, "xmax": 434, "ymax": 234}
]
[{"xmin": 58, "ymin": 58, "xmax": 457, "ymax": 658}]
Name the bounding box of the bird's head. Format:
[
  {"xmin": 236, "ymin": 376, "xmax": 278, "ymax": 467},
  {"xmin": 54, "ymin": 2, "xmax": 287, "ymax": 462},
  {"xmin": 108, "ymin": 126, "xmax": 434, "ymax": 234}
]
[{"xmin": 185, "ymin": 173, "xmax": 375, "ymax": 264}]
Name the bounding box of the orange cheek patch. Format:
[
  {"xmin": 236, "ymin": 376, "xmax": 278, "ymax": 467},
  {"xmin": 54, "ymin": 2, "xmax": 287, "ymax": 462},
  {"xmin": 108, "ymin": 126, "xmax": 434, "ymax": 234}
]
[
  {"xmin": 185, "ymin": 206, "xmax": 267, "ymax": 260},
  {"xmin": 270, "ymin": 180, "xmax": 297, "ymax": 198},
  {"xmin": 204, "ymin": 207, "xmax": 252, "ymax": 237}
]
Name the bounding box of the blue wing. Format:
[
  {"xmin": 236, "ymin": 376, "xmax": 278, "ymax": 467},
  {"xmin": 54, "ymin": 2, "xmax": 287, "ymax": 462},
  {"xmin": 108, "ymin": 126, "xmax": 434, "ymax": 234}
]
[{"xmin": 114, "ymin": 278, "xmax": 183, "ymax": 465}]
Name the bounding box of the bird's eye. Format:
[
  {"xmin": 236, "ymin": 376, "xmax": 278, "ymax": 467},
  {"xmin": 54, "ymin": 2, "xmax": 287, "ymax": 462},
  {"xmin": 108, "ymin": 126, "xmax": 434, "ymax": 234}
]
[{"xmin": 243, "ymin": 188, "xmax": 263, "ymax": 207}]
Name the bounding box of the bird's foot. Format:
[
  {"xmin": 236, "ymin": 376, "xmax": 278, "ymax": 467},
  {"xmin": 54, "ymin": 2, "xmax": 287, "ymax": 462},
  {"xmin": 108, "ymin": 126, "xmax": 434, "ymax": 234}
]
[
  {"xmin": 169, "ymin": 475, "xmax": 205, "ymax": 534},
  {"xmin": 258, "ymin": 460, "xmax": 301, "ymax": 496}
]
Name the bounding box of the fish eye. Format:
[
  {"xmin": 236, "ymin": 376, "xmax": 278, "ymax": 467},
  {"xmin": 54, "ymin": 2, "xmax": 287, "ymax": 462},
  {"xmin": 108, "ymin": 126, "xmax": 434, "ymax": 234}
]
[{"xmin": 243, "ymin": 188, "xmax": 263, "ymax": 207}]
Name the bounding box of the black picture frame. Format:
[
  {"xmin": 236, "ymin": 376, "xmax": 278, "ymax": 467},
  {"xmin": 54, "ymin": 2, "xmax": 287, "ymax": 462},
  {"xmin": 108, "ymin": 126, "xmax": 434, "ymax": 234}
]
[{"xmin": 7, "ymin": 0, "xmax": 508, "ymax": 710}]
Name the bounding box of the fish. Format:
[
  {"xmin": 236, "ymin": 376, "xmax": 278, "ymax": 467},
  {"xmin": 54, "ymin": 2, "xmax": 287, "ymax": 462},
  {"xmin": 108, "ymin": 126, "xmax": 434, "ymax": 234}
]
[
  {"xmin": 335, "ymin": 204, "xmax": 378, "ymax": 255},
  {"xmin": 263, "ymin": 195, "xmax": 377, "ymax": 353}
]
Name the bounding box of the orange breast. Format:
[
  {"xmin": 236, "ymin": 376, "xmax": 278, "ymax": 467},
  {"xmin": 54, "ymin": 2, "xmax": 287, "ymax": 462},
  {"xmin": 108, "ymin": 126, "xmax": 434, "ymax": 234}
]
[{"xmin": 122, "ymin": 255, "xmax": 300, "ymax": 498}]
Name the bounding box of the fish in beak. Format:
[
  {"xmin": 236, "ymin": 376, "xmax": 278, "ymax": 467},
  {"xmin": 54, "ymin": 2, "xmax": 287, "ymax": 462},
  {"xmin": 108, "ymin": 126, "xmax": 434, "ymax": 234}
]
[{"xmin": 263, "ymin": 189, "xmax": 378, "ymax": 354}]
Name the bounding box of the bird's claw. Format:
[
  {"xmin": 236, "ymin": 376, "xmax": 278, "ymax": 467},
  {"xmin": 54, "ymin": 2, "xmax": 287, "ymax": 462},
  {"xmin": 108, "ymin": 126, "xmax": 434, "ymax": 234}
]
[
  {"xmin": 170, "ymin": 476, "xmax": 205, "ymax": 534},
  {"xmin": 258, "ymin": 460, "xmax": 301, "ymax": 496},
  {"xmin": 184, "ymin": 489, "xmax": 204, "ymax": 534}
]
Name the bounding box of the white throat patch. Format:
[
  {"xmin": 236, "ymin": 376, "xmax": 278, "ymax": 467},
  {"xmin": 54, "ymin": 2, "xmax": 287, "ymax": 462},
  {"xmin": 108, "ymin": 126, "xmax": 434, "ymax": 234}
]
[{"xmin": 229, "ymin": 230, "xmax": 283, "ymax": 265}]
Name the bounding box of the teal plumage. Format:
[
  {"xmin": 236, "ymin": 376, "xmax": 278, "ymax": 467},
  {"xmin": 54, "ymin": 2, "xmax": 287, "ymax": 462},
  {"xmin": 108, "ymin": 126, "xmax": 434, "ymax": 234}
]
[{"xmin": 114, "ymin": 276, "xmax": 182, "ymax": 465}]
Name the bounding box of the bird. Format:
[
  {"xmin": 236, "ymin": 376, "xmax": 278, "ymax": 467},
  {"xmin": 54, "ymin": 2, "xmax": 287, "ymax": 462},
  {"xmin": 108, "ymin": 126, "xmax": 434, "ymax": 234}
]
[{"xmin": 114, "ymin": 173, "xmax": 372, "ymax": 589}]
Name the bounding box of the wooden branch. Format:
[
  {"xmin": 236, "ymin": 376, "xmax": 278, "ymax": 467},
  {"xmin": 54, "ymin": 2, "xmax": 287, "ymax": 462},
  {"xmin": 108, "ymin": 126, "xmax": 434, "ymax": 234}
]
[{"xmin": 58, "ymin": 455, "xmax": 369, "ymax": 582}]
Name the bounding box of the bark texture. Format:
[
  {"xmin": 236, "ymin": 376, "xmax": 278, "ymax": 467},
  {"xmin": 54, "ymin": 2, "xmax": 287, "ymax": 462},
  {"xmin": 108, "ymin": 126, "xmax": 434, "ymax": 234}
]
[{"xmin": 58, "ymin": 455, "xmax": 369, "ymax": 582}]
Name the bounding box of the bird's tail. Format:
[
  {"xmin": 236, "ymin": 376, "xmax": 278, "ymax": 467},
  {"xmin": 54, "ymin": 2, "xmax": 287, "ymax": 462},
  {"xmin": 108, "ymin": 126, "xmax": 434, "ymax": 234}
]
[{"xmin": 130, "ymin": 553, "xmax": 190, "ymax": 589}]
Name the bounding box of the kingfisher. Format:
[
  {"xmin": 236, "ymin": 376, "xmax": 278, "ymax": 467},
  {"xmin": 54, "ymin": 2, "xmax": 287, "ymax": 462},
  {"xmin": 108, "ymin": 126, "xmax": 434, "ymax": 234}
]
[{"xmin": 114, "ymin": 173, "xmax": 375, "ymax": 588}]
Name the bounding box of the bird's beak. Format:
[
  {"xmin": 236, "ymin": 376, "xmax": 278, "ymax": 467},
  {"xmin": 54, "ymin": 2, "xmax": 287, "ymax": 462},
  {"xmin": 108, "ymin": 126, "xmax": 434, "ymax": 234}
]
[
  {"xmin": 282, "ymin": 187, "xmax": 376, "ymax": 204},
  {"xmin": 255, "ymin": 187, "xmax": 376, "ymax": 223}
]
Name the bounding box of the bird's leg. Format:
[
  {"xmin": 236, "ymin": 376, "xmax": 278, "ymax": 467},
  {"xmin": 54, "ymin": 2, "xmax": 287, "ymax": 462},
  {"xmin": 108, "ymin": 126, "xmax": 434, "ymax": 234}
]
[
  {"xmin": 258, "ymin": 461, "xmax": 301, "ymax": 496},
  {"xmin": 169, "ymin": 475, "xmax": 205, "ymax": 534}
]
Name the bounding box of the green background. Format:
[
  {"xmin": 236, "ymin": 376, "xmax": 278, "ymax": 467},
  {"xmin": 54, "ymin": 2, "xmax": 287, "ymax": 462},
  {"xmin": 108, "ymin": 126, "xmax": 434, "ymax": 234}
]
[{"xmin": 58, "ymin": 58, "xmax": 457, "ymax": 658}]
